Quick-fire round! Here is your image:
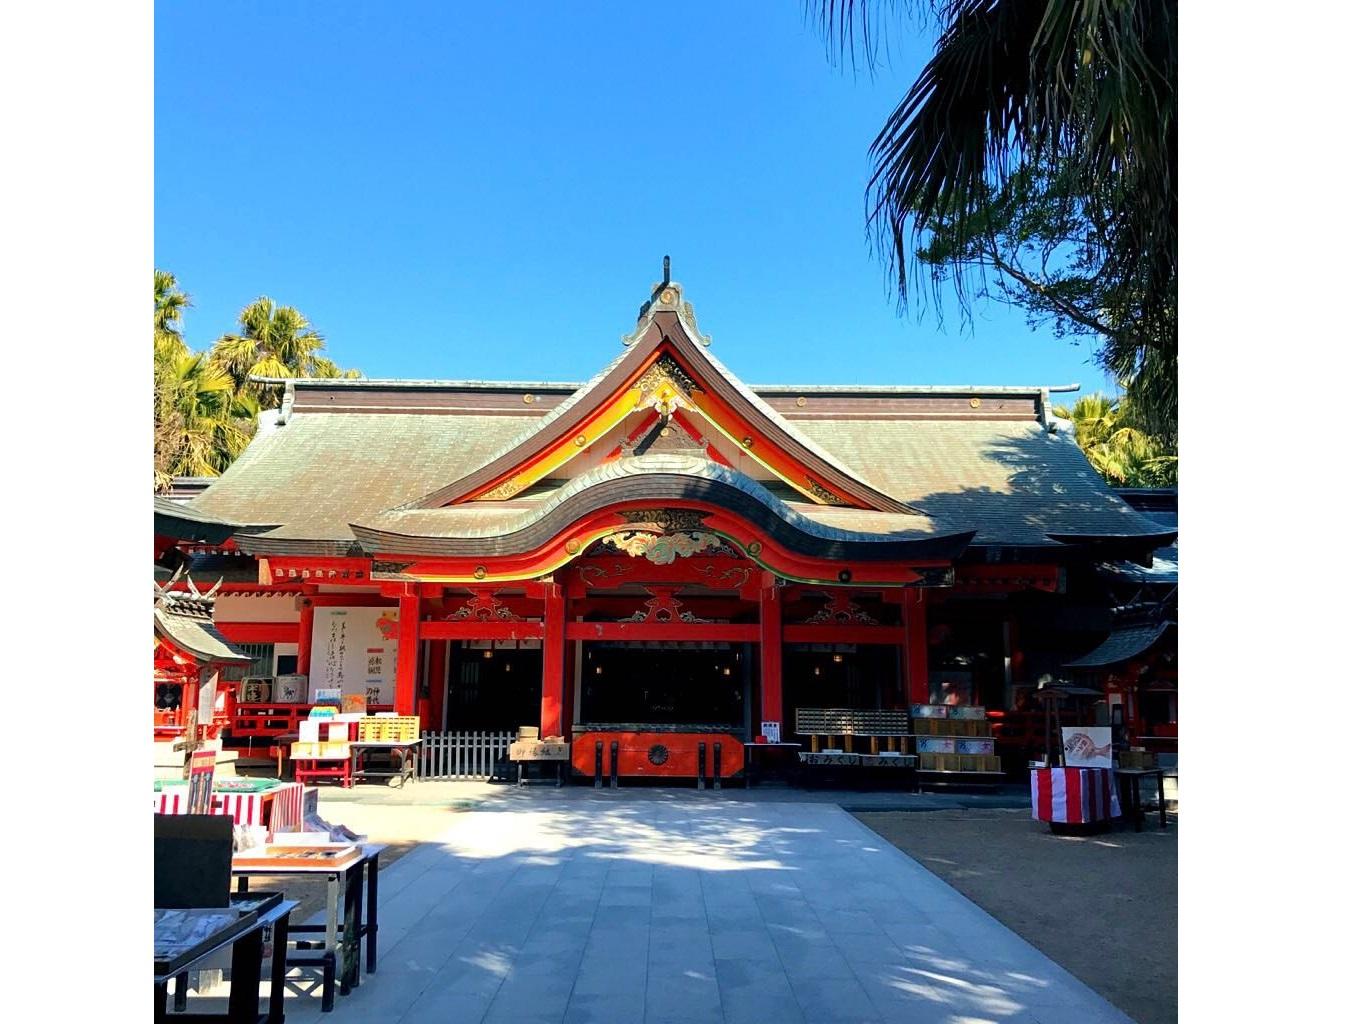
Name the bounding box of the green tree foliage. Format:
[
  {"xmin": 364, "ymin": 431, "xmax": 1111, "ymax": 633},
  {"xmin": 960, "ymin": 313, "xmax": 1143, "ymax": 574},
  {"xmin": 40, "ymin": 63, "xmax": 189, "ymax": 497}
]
[
  {"xmin": 153, "ymin": 271, "xmax": 360, "ymax": 490},
  {"xmin": 809, "ymin": 1, "xmax": 1177, "ymax": 439},
  {"xmin": 154, "ymin": 269, "xmax": 191, "ymax": 364},
  {"xmin": 915, "ymin": 163, "xmax": 1176, "ymax": 444},
  {"xmin": 211, "ymin": 297, "xmax": 360, "ymax": 409},
  {"xmin": 1053, "ymin": 393, "xmax": 1176, "ymax": 488}
]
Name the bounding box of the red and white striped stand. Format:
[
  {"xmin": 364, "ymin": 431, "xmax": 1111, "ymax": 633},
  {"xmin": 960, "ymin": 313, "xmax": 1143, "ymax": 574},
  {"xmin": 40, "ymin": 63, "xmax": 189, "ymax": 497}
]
[
  {"xmin": 153, "ymin": 781, "xmax": 305, "ymax": 832},
  {"xmin": 1030, "ymin": 766, "xmax": 1122, "ymax": 825}
]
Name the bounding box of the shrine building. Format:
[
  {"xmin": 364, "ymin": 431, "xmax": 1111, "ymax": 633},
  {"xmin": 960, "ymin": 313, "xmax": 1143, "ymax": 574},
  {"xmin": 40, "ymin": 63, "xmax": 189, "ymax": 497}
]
[{"xmin": 154, "ymin": 271, "xmax": 1174, "ymax": 781}]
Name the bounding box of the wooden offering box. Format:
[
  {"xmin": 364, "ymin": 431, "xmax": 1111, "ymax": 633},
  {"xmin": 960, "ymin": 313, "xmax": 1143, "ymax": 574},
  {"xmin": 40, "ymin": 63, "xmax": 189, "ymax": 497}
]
[
  {"xmin": 232, "ymin": 844, "xmax": 362, "ymax": 871},
  {"xmin": 510, "ymin": 739, "xmax": 570, "ymax": 761}
]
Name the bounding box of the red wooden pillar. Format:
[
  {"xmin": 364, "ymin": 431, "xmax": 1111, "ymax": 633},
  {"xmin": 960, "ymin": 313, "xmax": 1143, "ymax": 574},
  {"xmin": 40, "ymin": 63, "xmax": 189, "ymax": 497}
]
[
  {"xmin": 296, "ymin": 598, "xmax": 315, "ymax": 677},
  {"xmin": 395, "ymin": 592, "xmax": 421, "ymax": 716},
  {"xmin": 759, "ymin": 573, "xmax": 783, "ymax": 730},
  {"xmin": 540, "ymin": 579, "xmax": 566, "ymax": 737},
  {"xmin": 903, "ymin": 590, "xmax": 930, "ymax": 705}
]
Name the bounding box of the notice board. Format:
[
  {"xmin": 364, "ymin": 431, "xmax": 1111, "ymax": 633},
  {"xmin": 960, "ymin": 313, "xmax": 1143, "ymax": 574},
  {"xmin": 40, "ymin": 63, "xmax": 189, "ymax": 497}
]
[{"xmin": 309, "ymin": 606, "xmax": 399, "ymax": 705}]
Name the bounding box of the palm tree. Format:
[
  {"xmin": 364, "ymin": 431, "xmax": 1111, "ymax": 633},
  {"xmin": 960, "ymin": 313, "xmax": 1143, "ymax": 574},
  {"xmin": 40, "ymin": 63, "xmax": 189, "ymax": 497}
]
[
  {"xmin": 810, "ymin": 1, "xmax": 1177, "ymax": 435},
  {"xmin": 156, "ymin": 353, "xmax": 259, "ymax": 481},
  {"xmin": 211, "ymin": 297, "xmax": 331, "ymax": 405},
  {"xmin": 310, "ymin": 355, "xmax": 363, "ymax": 380},
  {"xmin": 1054, "ymin": 393, "xmax": 1176, "ymax": 488},
  {"xmin": 154, "ymin": 269, "xmax": 191, "ymax": 363}
]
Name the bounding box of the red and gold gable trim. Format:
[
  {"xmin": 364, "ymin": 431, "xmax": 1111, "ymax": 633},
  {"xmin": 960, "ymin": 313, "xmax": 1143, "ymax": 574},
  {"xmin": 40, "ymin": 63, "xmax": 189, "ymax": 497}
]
[{"xmin": 412, "ymin": 305, "xmax": 916, "ymax": 514}]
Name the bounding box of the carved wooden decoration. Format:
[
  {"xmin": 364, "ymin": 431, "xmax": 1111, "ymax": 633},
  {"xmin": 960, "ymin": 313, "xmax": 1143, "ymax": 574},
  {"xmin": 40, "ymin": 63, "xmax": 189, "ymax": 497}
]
[
  {"xmin": 447, "ymin": 591, "xmax": 523, "ymax": 622},
  {"xmin": 603, "ymin": 531, "xmax": 720, "ymax": 565},
  {"xmin": 802, "ymin": 593, "xmax": 879, "ymax": 625},
  {"xmin": 619, "ymin": 587, "xmax": 708, "ymax": 624}
]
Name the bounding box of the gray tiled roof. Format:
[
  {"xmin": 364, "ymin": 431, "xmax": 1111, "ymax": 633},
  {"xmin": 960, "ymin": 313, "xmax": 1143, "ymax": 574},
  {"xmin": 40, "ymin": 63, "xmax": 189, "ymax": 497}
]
[
  {"xmin": 184, "ymin": 388, "xmax": 1167, "ymax": 550},
  {"xmin": 188, "ymin": 412, "xmax": 527, "ymax": 541},
  {"xmin": 154, "ymin": 605, "xmax": 252, "ymax": 664},
  {"xmin": 790, "ymin": 419, "xmax": 1161, "ymax": 546},
  {"xmin": 1064, "ymin": 621, "xmax": 1172, "ymax": 668}
]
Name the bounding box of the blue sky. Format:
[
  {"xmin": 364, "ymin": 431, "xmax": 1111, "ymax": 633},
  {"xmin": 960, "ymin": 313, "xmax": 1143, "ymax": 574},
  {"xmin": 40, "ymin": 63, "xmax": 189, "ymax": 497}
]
[{"xmin": 155, "ymin": 2, "xmax": 1113, "ymax": 396}]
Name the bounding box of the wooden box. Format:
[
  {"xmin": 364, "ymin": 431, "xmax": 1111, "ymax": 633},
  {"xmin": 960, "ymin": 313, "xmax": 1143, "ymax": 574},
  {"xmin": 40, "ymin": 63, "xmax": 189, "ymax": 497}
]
[
  {"xmin": 958, "ymin": 755, "xmax": 980, "ymax": 773},
  {"xmin": 510, "ymin": 740, "xmax": 570, "ymax": 761},
  {"xmin": 358, "ymin": 716, "xmax": 420, "ymax": 743},
  {"xmin": 981, "ymin": 755, "xmax": 1003, "ymax": 773}
]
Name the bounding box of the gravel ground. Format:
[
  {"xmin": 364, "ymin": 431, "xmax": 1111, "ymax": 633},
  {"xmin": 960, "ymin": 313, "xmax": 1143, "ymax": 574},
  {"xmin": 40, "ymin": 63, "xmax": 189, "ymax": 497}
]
[{"xmin": 852, "ymin": 807, "xmax": 1177, "ymax": 1024}]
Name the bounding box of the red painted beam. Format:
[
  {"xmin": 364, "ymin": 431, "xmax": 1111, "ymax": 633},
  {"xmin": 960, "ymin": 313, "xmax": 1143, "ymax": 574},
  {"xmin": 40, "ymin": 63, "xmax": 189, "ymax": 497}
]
[
  {"xmin": 783, "ymin": 625, "xmax": 907, "ymax": 645},
  {"xmin": 952, "ymin": 564, "xmax": 1061, "ymax": 593},
  {"xmin": 420, "ymin": 621, "xmax": 546, "ymax": 640},
  {"xmin": 564, "ymin": 622, "xmax": 760, "ymax": 642},
  {"xmin": 215, "ymin": 622, "xmax": 299, "ymax": 644},
  {"xmin": 260, "ymin": 556, "xmax": 373, "ymax": 586},
  {"xmin": 573, "ymin": 557, "xmax": 759, "ymax": 589},
  {"xmin": 304, "ymin": 593, "xmax": 395, "ymax": 607}
]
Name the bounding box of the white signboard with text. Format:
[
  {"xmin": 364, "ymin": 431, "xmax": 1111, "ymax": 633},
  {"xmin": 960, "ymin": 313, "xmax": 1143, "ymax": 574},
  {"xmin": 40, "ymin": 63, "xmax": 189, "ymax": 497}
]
[{"xmin": 309, "ymin": 607, "xmax": 399, "ymax": 706}]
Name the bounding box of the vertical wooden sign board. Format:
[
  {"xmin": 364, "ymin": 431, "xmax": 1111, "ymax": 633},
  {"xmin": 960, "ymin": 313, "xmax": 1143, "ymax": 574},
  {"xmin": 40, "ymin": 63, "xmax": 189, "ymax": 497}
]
[{"xmin": 187, "ymin": 749, "xmax": 217, "ymax": 815}]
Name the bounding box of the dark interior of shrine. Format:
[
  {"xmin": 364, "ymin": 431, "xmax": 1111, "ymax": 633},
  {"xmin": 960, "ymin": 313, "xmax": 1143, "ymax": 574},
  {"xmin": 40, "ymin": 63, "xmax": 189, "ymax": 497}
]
[
  {"xmin": 576, "ymin": 642, "xmax": 752, "ymax": 730},
  {"xmin": 446, "ymin": 644, "xmax": 542, "ymax": 730}
]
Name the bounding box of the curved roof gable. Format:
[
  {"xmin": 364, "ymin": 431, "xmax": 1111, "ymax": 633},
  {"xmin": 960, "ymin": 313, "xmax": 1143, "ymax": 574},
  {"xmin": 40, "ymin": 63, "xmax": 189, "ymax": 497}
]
[{"xmin": 405, "ymin": 280, "xmax": 919, "ymax": 515}]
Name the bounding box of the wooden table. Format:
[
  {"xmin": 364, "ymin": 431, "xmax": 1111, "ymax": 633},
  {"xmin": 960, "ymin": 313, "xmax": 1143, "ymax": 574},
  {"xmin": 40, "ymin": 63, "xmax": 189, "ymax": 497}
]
[
  {"xmin": 154, "ymin": 900, "xmax": 297, "ymax": 1024},
  {"xmin": 233, "ymin": 844, "xmax": 385, "ymax": 1012},
  {"xmin": 350, "ymin": 739, "xmax": 421, "ymax": 787},
  {"xmin": 1116, "ymin": 767, "xmax": 1169, "ymax": 832}
]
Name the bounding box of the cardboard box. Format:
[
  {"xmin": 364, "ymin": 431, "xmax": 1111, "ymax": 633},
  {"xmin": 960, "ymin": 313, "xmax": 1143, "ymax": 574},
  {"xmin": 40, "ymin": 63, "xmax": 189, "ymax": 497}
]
[
  {"xmin": 911, "ymin": 704, "xmax": 950, "ymax": 719},
  {"xmin": 917, "ymin": 737, "xmax": 956, "ymax": 754},
  {"xmin": 949, "ymin": 706, "xmax": 987, "ymax": 720},
  {"xmin": 955, "ymin": 738, "xmax": 995, "ymax": 755}
]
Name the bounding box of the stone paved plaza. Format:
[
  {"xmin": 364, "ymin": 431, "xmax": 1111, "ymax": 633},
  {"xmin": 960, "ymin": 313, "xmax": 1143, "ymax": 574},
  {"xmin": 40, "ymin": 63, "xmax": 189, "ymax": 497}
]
[{"xmin": 283, "ymin": 792, "xmax": 1135, "ymax": 1024}]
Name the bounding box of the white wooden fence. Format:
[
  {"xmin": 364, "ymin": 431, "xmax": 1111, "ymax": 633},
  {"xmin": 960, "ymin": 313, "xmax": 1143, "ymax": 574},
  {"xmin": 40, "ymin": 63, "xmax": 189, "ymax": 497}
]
[{"xmin": 417, "ymin": 730, "xmax": 516, "ymax": 780}]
